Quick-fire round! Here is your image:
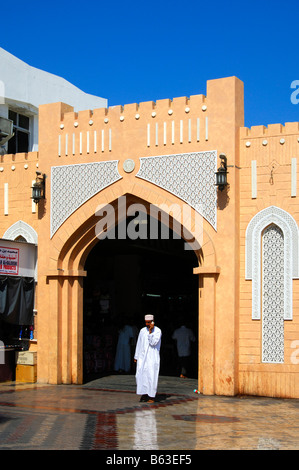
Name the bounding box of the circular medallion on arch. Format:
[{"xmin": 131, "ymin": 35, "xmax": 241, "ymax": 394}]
[{"xmin": 123, "ymin": 159, "xmax": 136, "ymax": 173}]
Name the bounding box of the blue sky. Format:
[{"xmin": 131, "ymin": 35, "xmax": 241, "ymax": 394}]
[{"xmin": 1, "ymin": 0, "xmax": 298, "ymax": 128}]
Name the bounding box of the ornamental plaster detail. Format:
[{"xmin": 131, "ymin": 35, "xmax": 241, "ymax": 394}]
[
  {"xmin": 3, "ymin": 220, "xmax": 38, "ymax": 244},
  {"xmin": 136, "ymin": 151, "xmax": 217, "ymax": 230},
  {"xmin": 262, "ymin": 224, "xmax": 284, "ymax": 363},
  {"xmin": 245, "ymin": 206, "xmax": 299, "ymax": 321},
  {"xmin": 51, "ymin": 161, "xmax": 122, "ymax": 237}
]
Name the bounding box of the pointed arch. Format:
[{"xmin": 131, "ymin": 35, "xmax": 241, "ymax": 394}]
[
  {"xmin": 245, "ymin": 206, "xmax": 299, "ymax": 320},
  {"xmin": 44, "ymin": 191, "xmax": 218, "ymax": 385},
  {"xmin": 3, "ymin": 220, "xmax": 38, "ymax": 244},
  {"xmin": 57, "ymin": 193, "xmax": 211, "ymax": 273}
]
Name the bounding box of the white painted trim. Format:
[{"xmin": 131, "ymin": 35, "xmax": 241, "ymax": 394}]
[
  {"xmin": 87, "ymin": 131, "xmax": 90, "ymax": 154},
  {"xmin": 251, "ymin": 160, "xmax": 257, "ymax": 199},
  {"xmin": 171, "ymin": 121, "xmax": 175, "ymax": 145},
  {"xmin": 4, "ymin": 183, "xmax": 8, "ymax": 215},
  {"xmin": 3, "ymin": 220, "xmax": 38, "ymax": 244},
  {"xmin": 102, "ymin": 130, "xmax": 105, "ymax": 152},
  {"xmin": 109, "ymin": 129, "xmax": 112, "ymax": 151},
  {"xmin": 65, "ymin": 133, "xmax": 68, "ymax": 156},
  {"xmin": 72, "ymin": 133, "xmax": 75, "ymax": 155},
  {"xmin": 94, "ymin": 130, "xmax": 97, "ymax": 153},
  {"xmin": 163, "ymin": 122, "xmax": 167, "ymax": 146},
  {"xmin": 205, "ymin": 117, "xmax": 208, "ymax": 141},
  {"xmin": 147, "ymin": 124, "xmax": 150, "ymax": 147}
]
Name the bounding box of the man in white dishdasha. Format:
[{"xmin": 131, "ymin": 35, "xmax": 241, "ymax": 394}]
[{"xmin": 134, "ymin": 314, "xmax": 162, "ymax": 403}]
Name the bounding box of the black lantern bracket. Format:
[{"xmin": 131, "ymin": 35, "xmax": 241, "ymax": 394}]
[
  {"xmin": 31, "ymin": 171, "xmax": 46, "ymax": 204},
  {"xmin": 215, "ymin": 153, "xmax": 228, "ymax": 191}
]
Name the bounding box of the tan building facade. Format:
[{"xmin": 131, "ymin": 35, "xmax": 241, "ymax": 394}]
[{"xmin": 0, "ymin": 76, "xmax": 298, "ymax": 398}]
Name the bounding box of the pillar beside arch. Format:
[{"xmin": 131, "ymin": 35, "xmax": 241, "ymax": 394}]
[
  {"xmin": 39, "ymin": 271, "xmax": 85, "ymax": 385},
  {"xmin": 194, "ymin": 266, "xmax": 220, "ymax": 395},
  {"xmin": 193, "ymin": 228, "xmax": 219, "ymax": 395}
]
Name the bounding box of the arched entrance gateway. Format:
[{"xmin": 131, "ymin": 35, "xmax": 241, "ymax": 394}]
[
  {"xmin": 82, "ymin": 197, "xmax": 199, "ymax": 381},
  {"xmin": 41, "ymin": 190, "xmax": 221, "ymax": 394},
  {"xmin": 36, "ymin": 78, "xmax": 243, "ymax": 397}
]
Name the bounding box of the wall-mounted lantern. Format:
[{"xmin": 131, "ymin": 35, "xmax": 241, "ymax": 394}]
[
  {"xmin": 31, "ymin": 172, "xmax": 45, "ymax": 204},
  {"xmin": 215, "ymin": 153, "xmax": 228, "ymax": 191}
]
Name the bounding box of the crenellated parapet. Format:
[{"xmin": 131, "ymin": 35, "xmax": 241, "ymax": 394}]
[
  {"xmin": 36, "ymin": 77, "xmax": 244, "ymax": 180},
  {"xmin": 0, "ymin": 151, "xmax": 40, "ymax": 225},
  {"xmin": 52, "ymin": 93, "xmax": 209, "ymax": 162},
  {"xmin": 0, "ymin": 151, "xmax": 39, "ymax": 166},
  {"xmin": 240, "ymin": 122, "xmax": 299, "ymax": 168},
  {"xmin": 0, "ymin": 151, "xmax": 39, "ymax": 181},
  {"xmin": 241, "ymin": 122, "xmax": 299, "ymax": 138}
]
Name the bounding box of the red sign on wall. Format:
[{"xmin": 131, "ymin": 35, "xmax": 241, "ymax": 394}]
[{"xmin": 0, "ymin": 246, "xmax": 19, "ymax": 275}]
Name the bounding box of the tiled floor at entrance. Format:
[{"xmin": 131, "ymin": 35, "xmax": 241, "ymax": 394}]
[{"xmin": 0, "ymin": 376, "xmax": 298, "ymax": 450}]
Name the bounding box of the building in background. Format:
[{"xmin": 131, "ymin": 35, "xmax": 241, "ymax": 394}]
[{"xmin": 0, "ymin": 47, "xmax": 107, "ymax": 154}]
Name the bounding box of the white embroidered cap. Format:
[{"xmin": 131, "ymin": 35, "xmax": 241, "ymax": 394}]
[{"xmin": 144, "ymin": 314, "xmax": 154, "ymax": 321}]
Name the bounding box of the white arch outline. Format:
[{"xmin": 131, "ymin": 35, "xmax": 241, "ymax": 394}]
[
  {"xmin": 3, "ymin": 220, "xmax": 38, "ymax": 244},
  {"xmin": 245, "ymin": 206, "xmax": 299, "ymax": 320}
]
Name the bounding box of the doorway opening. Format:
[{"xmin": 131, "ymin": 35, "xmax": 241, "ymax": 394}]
[{"xmin": 83, "ymin": 213, "xmax": 198, "ymax": 382}]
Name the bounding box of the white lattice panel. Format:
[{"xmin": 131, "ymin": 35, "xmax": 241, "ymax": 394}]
[
  {"xmin": 51, "ymin": 161, "xmax": 121, "ymax": 237},
  {"xmin": 262, "ymin": 224, "xmax": 284, "ymax": 363},
  {"xmin": 136, "ymin": 151, "xmax": 217, "ymax": 230}
]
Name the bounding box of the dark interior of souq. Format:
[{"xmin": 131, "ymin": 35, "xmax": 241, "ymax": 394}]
[{"xmin": 83, "ymin": 214, "xmax": 199, "ymax": 382}]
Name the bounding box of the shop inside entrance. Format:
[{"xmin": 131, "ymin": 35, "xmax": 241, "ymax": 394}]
[{"xmin": 83, "ymin": 215, "xmax": 198, "ymax": 382}]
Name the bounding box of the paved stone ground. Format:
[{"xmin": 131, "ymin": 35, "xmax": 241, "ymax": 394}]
[{"xmin": 0, "ymin": 375, "xmax": 298, "ymax": 451}]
